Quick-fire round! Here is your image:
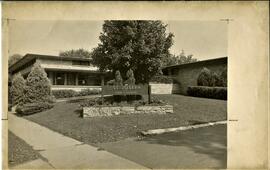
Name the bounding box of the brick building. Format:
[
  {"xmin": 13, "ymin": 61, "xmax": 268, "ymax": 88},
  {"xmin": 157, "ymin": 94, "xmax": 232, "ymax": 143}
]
[{"xmin": 162, "ymin": 57, "xmax": 227, "ymax": 94}]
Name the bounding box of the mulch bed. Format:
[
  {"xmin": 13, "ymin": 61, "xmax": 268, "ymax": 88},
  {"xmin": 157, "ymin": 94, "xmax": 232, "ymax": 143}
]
[
  {"xmin": 8, "ymin": 131, "xmax": 41, "ymax": 167},
  {"xmin": 24, "ymin": 94, "xmax": 227, "ymax": 144}
]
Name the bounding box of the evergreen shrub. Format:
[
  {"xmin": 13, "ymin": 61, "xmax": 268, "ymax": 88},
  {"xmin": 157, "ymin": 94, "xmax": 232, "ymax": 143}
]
[
  {"xmin": 10, "ymin": 73, "xmax": 25, "ymax": 105},
  {"xmin": 23, "ymin": 62, "xmax": 53, "ymax": 104}
]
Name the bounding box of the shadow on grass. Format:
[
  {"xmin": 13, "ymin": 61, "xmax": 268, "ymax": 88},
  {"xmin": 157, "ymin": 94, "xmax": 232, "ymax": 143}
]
[
  {"xmin": 74, "ymin": 109, "xmax": 83, "ymax": 117},
  {"xmin": 139, "ymin": 124, "xmax": 227, "ymax": 168}
]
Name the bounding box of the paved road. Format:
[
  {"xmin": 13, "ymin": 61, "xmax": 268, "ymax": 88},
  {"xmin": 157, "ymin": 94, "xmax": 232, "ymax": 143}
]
[{"xmin": 98, "ymin": 124, "xmax": 227, "ymax": 169}]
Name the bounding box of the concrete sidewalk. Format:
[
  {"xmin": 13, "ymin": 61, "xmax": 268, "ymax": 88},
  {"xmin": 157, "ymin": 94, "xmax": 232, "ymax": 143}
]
[{"xmin": 8, "ymin": 113, "xmax": 147, "ymax": 169}]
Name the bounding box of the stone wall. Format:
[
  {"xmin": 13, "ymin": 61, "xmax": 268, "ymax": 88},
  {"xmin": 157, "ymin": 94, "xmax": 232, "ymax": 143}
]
[{"xmin": 83, "ymin": 105, "xmax": 173, "ymax": 118}]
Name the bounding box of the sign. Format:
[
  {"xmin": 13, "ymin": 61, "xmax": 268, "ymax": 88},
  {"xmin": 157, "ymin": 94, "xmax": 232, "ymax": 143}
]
[
  {"xmin": 102, "ymin": 85, "xmax": 149, "ymax": 95},
  {"xmin": 101, "ymin": 84, "xmax": 151, "ymax": 103}
]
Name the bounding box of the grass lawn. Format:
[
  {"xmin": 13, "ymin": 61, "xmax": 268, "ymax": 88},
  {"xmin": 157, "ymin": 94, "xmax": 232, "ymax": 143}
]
[
  {"xmin": 24, "ymin": 94, "xmax": 227, "ymax": 144},
  {"xmin": 8, "ymin": 131, "xmax": 41, "ymax": 167}
]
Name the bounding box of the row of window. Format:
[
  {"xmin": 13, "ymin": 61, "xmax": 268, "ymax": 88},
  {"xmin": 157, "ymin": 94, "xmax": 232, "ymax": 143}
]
[
  {"xmin": 48, "ymin": 72, "xmax": 100, "ymax": 86},
  {"xmin": 72, "ymin": 60, "xmax": 90, "ymax": 66}
]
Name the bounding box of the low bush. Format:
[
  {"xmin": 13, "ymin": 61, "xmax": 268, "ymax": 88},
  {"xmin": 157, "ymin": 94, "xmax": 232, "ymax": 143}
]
[
  {"xmin": 79, "ymin": 95, "xmax": 167, "ymax": 108},
  {"xmin": 16, "ymin": 102, "xmax": 54, "ymax": 115},
  {"xmin": 52, "ymin": 89, "xmax": 101, "ymax": 99},
  {"xmin": 187, "ymin": 86, "xmax": 227, "ymax": 100},
  {"xmin": 52, "ymin": 90, "xmax": 77, "ymax": 98},
  {"xmin": 150, "ymin": 75, "xmax": 173, "ymax": 84},
  {"xmin": 78, "ymin": 88, "xmax": 100, "ymax": 96}
]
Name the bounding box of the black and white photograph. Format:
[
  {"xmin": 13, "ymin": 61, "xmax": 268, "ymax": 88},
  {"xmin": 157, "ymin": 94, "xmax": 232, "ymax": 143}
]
[{"xmin": 2, "ymin": 2, "xmax": 269, "ymax": 170}]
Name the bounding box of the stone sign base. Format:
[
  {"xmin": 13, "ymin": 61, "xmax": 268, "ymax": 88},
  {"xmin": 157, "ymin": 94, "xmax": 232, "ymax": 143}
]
[{"xmin": 83, "ymin": 105, "xmax": 173, "ymax": 118}]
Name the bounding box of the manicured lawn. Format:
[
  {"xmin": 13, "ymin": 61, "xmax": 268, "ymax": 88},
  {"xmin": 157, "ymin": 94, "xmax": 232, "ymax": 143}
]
[
  {"xmin": 24, "ymin": 94, "xmax": 227, "ymax": 144},
  {"xmin": 8, "ymin": 131, "xmax": 41, "ymax": 167}
]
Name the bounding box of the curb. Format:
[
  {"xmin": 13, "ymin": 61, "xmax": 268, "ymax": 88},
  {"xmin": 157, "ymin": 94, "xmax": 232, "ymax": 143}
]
[{"xmin": 141, "ymin": 120, "xmax": 227, "ymax": 136}]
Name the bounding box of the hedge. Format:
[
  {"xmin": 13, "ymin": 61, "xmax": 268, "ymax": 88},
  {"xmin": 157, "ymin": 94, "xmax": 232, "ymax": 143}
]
[
  {"xmin": 52, "ymin": 89, "xmax": 101, "ymax": 99},
  {"xmin": 77, "ymin": 89, "xmax": 100, "ymax": 96},
  {"xmin": 187, "ymin": 86, "xmax": 227, "ymax": 100},
  {"xmin": 16, "ymin": 102, "xmax": 54, "ymax": 115},
  {"xmin": 52, "ymin": 90, "xmax": 77, "ymax": 98},
  {"xmin": 150, "ymin": 75, "xmax": 173, "ymax": 84},
  {"xmin": 79, "ymin": 95, "xmax": 166, "ymax": 108}
]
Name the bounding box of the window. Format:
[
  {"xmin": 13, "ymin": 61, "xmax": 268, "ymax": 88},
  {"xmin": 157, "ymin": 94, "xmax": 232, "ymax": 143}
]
[
  {"xmin": 72, "ymin": 60, "xmax": 90, "ymax": 66},
  {"xmin": 67, "ymin": 73, "xmax": 76, "ymax": 85},
  {"xmin": 78, "ymin": 73, "xmax": 101, "ymax": 86},
  {"xmin": 56, "ymin": 72, "xmax": 65, "ymax": 85}
]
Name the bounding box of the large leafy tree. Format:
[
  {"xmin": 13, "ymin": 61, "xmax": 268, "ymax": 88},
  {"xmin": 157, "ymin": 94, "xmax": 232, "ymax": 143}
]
[
  {"xmin": 59, "ymin": 48, "xmax": 92, "ymax": 59},
  {"xmin": 91, "ymin": 20, "xmax": 174, "ymax": 84}
]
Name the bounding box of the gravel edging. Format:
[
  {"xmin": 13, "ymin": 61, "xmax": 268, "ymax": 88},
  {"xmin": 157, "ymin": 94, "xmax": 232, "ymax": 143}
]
[{"xmin": 141, "ymin": 120, "xmax": 227, "ymax": 136}]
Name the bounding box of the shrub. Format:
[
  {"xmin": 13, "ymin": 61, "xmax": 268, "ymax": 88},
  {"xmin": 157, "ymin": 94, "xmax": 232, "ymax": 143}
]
[
  {"xmin": 187, "ymin": 86, "xmax": 227, "ymax": 100},
  {"xmin": 16, "ymin": 102, "xmax": 54, "ymax": 115},
  {"xmin": 23, "ymin": 62, "xmax": 53, "ymax": 104},
  {"xmin": 197, "ymin": 67, "xmax": 212, "ymax": 86},
  {"xmin": 211, "ymin": 72, "xmax": 223, "ymax": 87},
  {"xmin": 52, "ymin": 89, "xmax": 101, "ymax": 99},
  {"xmin": 52, "ymin": 90, "xmax": 77, "ymax": 98},
  {"xmin": 78, "ymin": 88, "xmax": 100, "ymax": 96},
  {"xmin": 115, "ymin": 70, "xmax": 123, "ymax": 86},
  {"xmin": 125, "ymin": 69, "xmax": 136, "ymax": 85},
  {"xmin": 197, "ymin": 67, "xmax": 227, "ymax": 87},
  {"xmin": 150, "ymin": 75, "xmax": 173, "ymax": 84},
  {"xmin": 10, "ymin": 73, "xmax": 25, "ymax": 105},
  {"xmin": 79, "ymin": 95, "xmax": 166, "ymax": 108},
  {"xmin": 220, "ymin": 67, "xmax": 227, "ymax": 87}
]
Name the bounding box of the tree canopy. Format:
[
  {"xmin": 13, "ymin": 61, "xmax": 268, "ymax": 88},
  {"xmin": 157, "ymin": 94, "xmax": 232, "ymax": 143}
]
[
  {"xmin": 162, "ymin": 50, "xmax": 198, "ymax": 67},
  {"xmin": 59, "ymin": 48, "xmax": 92, "ymax": 59},
  {"xmin": 9, "ymin": 54, "xmax": 23, "ymax": 67},
  {"xmin": 91, "ymin": 20, "xmax": 174, "ymax": 84}
]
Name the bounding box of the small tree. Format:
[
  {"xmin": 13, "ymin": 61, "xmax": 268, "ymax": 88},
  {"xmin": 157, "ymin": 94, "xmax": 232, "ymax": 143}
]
[
  {"xmin": 115, "ymin": 70, "xmax": 123, "ymax": 86},
  {"xmin": 23, "ymin": 62, "xmax": 53, "ymax": 104},
  {"xmin": 211, "ymin": 72, "xmax": 223, "ymax": 87},
  {"xmin": 220, "ymin": 67, "xmax": 227, "ymax": 87},
  {"xmin": 125, "ymin": 69, "xmax": 135, "ymax": 85},
  {"xmin": 10, "ymin": 73, "xmax": 25, "ymax": 105},
  {"xmin": 197, "ymin": 67, "xmax": 212, "ymax": 86}
]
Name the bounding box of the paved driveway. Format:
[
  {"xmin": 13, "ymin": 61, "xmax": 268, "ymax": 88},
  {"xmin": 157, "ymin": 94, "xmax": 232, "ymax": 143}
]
[{"xmin": 97, "ymin": 124, "xmax": 227, "ymax": 169}]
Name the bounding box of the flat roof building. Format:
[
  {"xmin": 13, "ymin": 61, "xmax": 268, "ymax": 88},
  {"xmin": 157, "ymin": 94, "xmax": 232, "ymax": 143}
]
[
  {"xmin": 162, "ymin": 57, "xmax": 227, "ymax": 94},
  {"xmin": 9, "ymin": 54, "xmax": 106, "ymax": 91}
]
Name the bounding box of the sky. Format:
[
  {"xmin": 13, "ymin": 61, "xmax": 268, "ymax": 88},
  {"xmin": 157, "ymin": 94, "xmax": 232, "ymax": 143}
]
[{"xmin": 8, "ymin": 20, "xmax": 227, "ymax": 61}]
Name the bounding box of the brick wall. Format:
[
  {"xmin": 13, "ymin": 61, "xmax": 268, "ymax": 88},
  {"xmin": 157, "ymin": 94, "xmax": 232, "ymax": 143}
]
[{"xmin": 172, "ymin": 58, "xmax": 227, "ymax": 95}]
